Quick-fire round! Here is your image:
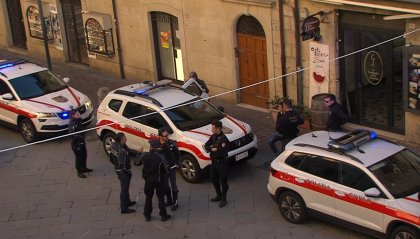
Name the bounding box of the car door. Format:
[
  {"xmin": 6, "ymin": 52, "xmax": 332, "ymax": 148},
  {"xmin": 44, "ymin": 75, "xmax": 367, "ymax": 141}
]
[
  {"xmin": 334, "ymin": 162, "xmax": 385, "ymax": 232},
  {"xmin": 288, "ymin": 153, "xmax": 339, "ymax": 217},
  {"xmin": 182, "ymin": 78, "xmax": 209, "ymax": 99},
  {"xmin": 0, "ymin": 79, "xmax": 18, "ymax": 124},
  {"xmin": 120, "ymin": 101, "xmax": 149, "ymax": 150}
]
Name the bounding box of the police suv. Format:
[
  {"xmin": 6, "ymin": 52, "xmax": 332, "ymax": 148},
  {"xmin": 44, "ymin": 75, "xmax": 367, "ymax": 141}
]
[
  {"xmin": 0, "ymin": 58, "xmax": 94, "ymax": 142},
  {"xmin": 268, "ymin": 129, "xmax": 419, "ymax": 239},
  {"xmin": 96, "ymin": 80, "xmax": 258, "ymax": 182}
]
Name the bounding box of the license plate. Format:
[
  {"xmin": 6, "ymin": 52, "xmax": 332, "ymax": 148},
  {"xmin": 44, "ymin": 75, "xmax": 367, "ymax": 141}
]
[{"xmin": 235, "ymin": 151, "xmax": 248, "ymax": 161}]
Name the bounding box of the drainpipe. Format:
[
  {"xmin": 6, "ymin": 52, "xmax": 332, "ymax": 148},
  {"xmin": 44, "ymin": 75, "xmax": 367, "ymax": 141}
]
[
  {"xmin": 37, "ymin": 0, "xmax": 52, "ymax": 70},
  {"xmin": 279, "ymin": 0, "xmax": 287, "ymax": 97},
  {"xmin": 111, "ymin": 0, "xmax": 125, "ymax": 79},
  {"xmin": 293, "ymin": 0, "xmax": 303, "ymax": 105}
]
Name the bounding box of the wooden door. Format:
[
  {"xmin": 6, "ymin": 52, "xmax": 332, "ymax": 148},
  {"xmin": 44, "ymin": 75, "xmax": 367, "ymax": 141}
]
[{"xmin": 237, "ymin": 33, "xmax": 269, "ymax": 108}]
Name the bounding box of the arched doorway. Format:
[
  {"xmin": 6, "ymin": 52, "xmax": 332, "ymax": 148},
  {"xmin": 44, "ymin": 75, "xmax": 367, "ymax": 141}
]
[{"xmin": 236, "ymin": 15, "xmax": 268, "ymax": 108}]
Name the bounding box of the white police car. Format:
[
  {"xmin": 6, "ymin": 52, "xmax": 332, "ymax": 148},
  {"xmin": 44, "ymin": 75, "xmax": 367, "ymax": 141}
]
[
  {"xmin": 268, "ymin": 129, "xmax": 419, "ymax": 239},
  {"xmin": 96, "ymin": 80, "xmax": 258, "ymax": 182},
  {"xmin": 0, "ymin": 58, "xmax": 94, "ymax": 142}
]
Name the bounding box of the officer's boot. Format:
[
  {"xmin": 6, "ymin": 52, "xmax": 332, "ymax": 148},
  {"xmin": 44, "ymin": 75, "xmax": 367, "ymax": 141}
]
[
  {"xmin": 165, "ymin": 189, "xmax": 173, "ymax": 207},
  {"xmin": 219, "ymin": 185, "xmax": 229, "ymax": 208},
  {"xmin": 171, "ymin": 191, "xmax": 179, "ymax": 211},
  {"xmin": 210, "ymin": 182, "xmax": 222, "ymax": 202}
]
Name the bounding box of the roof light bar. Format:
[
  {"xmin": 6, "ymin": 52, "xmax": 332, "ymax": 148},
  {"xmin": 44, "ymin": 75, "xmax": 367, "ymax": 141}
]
[
  {"xmin": 328, "ymin": 129, "xmax": 377, "ymax": 151},
  {"xmin": 133, "ymin": 79, "xmax": 173, "ymax": 95},
  {"xmin": 0, "ymin": 58, "xmax": 27, "ymax": 70}
]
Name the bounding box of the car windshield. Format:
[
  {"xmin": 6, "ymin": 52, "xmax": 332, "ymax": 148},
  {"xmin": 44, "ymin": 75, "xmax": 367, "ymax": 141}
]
[
  {"xmin": 368, "ymin": 149, "xmax": 420, "ymax": 198},
  {"xmin": 164, "ymin": 98, "xmax": 225, "ymax": 131},
  {"xmin": 9, "ymin": 70, "xmax": 67, "ymax": 100}
]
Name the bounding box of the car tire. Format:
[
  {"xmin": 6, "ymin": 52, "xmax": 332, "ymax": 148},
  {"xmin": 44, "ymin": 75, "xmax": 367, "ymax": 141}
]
[
  {"xmin": 179, "ymin": 154, "xmax": 201, "ymax": 183},
  {"xmin": 19, "ymin": 118, "xmax": 38, "ymax": 143},
  {"xmin": 278, "ymin": 191, "xmax": 307, "ymax": 224},
  {"xmin": 102, "ymin": 132, "xmax": 116, "ymax": 155},
  {"xmin": 390, "ymin": 225, "xmax": 419, "ymax": 239}
]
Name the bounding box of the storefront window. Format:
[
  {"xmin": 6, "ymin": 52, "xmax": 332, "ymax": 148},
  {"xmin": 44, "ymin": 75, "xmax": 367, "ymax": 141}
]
[
  {"xmin": 85, "ymin": 18, "xmax": 114, "ymax": 56},
  {"xmin": 26, "ymin": 6, "xmax": 53, "ymax": 40},
  {"xmin": 406, "ymin": 53, "xmax": 420, "ymax": 112}
]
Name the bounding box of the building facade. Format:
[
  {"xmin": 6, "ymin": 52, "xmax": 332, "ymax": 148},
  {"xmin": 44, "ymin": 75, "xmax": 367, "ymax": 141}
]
[{"xmin": 0, "ymin": 0, "xmax": 419, "ymax": 143}]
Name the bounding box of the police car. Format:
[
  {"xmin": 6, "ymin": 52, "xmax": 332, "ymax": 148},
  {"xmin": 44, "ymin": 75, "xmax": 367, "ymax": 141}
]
[
  {"xmin": 268, "ymin": 129, "xmax": 419, "ymax": 239},
  {"xmin": 96, "ymin": 80, "xmax": 258, "ymax": 182},
  {"xmin": 0, "ymin": 58, "xmax": 94, "ymax": 142}
]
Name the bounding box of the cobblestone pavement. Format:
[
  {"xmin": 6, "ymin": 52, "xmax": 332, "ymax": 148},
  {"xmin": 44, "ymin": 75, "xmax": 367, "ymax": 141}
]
[{"xmin": 0, "ymin": 49, "xmax": 415, "ymax": 239}]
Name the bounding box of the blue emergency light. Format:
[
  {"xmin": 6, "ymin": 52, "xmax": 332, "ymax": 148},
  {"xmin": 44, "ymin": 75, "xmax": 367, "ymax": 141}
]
[
  {"xmin": 0, "ymin": 58, "xmax": 27, "ymax": 70},
  {"xmin": 328, "ymin": 129, "xmax": 377, "ymax": 151},
  {"xmin": 58, "ymin": 111, "xmax": 70, "ymax": 120}
]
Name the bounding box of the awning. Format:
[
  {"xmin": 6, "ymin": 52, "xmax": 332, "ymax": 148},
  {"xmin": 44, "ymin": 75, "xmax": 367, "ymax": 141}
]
[{"xmin": 312, "ymin": 0, "xmax": 420, "ymax": 15}]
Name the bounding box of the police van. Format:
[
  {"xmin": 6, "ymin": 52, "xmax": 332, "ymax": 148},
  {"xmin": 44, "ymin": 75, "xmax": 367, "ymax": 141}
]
[
  {"xmin": 268, "ymin": 129, "xmax": 419, "ymax": 239},
  {"xmin": 0, "ymin": 58, "xmax": 94, "ymax": 142},
  {"xmin": 96, "ymin": 80, "xmax": 258, "ymax": 183}
]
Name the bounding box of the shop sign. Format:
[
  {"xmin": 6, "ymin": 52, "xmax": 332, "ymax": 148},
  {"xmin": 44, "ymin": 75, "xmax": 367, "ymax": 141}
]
[
  {"xmin": 363, "ymin": 51, "xmax": 383, "ymax": 85},
  {"xmin": 302, "ymin": 16, "xmax": 321, "ymax": 41},
  {"xmin": 309, "ymin": 42, "xmax": 329, "ymax": 104}
]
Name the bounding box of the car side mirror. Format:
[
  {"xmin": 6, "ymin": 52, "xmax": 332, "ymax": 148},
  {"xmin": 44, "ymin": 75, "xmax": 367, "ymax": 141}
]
[
  {"xmin": 364, "ymin": 187, "xmax": 381, "ymax": 198},
  {"xmin": 1, "ymin": 93, "xmax": 13, "ymax": 100},
  {"xmin": 63, "ymin": 77, "xmax": 70, "ymax": 83}
]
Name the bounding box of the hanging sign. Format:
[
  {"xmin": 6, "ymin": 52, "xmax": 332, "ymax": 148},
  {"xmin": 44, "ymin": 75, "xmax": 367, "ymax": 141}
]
[
  {"xmin": 302, "ymin": 16, "xmax": 321, "ymax": 41},
  {"xmin": 363, "ymin": 51, "xmax": 383, "ymax": 85}
]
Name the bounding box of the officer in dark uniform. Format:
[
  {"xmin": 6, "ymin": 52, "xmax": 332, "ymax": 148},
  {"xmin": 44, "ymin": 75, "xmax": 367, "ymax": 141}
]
[
  {"xmin": 324, "ymin": 94, "xmax": 351, "ymax": 131},
  {"xmin": 205, "ymin": 120, "xmax": 230, "ymax": 208},
  {"xmin": 140, "ymin": 140, "xmax": 171, "ymax": 222},
  {"xmin": 155, "ymin": 127, "xmax": 180, "ymax": 211},
  {"xmin": 69, "ymin": 109, "xmax": 92, "ymax": 178},
  {"xmin": 110, "ymin": 132, "xmax": 136, "ymax": 214}
]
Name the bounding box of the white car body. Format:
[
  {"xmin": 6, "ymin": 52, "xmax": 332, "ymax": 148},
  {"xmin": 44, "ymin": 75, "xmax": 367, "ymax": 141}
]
[
  {"xmin": 268, "ymin": 130, "xmax": 419, "ymax": 239},
  {"xmin": 96, "ymin": 80, "xmax": 258, "ymax": 182},
  {"xmin": 0, "ymin": 59, "xmax": 94, "ymax": 142}
]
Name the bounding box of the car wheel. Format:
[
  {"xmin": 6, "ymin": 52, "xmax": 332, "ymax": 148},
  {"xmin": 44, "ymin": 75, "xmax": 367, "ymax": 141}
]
[
  {"xmin": 278, "ymin": 191, "xmax": 307, "ymax": 224},
  {"xmin": 390, "ymin": 226, "xmax": 419, "ymax": 239},
  {"xmin": 179, "ymin": 154, "xmax": 201, "ymax": 183},
  {"xmin": 19, "ymin": 118, "xmax": 38, "ymax": 143},
  {"xmin": 102, "ymin": 132, "xmax": 116, "ymax": 155}
]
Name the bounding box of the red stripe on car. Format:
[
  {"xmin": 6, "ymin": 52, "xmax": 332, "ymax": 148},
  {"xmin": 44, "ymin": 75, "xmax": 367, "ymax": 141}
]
[
  {"xmin": 271, "ymin": 169, "xmax": 420, "ymax": 226},
  {"xmin": 0, "ymin": 102, "xmax": 36, "ymax": 118},
  {"xmin": 226, "ymin": 115, "xmax": 246, "ymax": 135},
  {"xmin": 96, "ymin": 120, "xmax": 210, "ymax": 161},
  {"xmin": 26, "ymin": 99, "xmax": 65, "ymax": 111},
  {"xmin": 67, "ymin": 88, "xmax": 81, "ymax": 107}
]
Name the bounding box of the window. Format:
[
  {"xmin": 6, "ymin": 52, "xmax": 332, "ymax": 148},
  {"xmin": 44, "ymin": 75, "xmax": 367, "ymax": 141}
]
[
  {"xmin": 108, "ymin": 99, "xmax": 122, "ymax": 112},
  {"xmin": 122, "ymin": 102, "xmax": 168, "ymax": 129},
  {"xmin": 285, "ymin": 152, "xmax": 306, "ymax": 169},
  {"xmin": 85, "ymin": 18, "xmax": 114, "ymax": 55},
  {"xmin": 340, "ymin": 163, "xmax": 377, "ymax": 192},
  {"xmin": 185, "ymin": 83, "xmax": 203, "ymax": 96},
  {"xmin": 0, "ymin": 80, "xmax": 12, "ymax": 96},
  {"xmin": 300, "ymin": 155, "xmax": 339, "ymax": 183}
]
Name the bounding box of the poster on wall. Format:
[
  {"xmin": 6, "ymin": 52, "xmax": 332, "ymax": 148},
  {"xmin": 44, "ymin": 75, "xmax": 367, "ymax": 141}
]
[
  {"xmin": 309, "ymin": 42, "xmax": 329, "ymax": 104},
  {"xmin": 408, "ymin": 54, "xmax": 420, "ymax": 110},
  {"xmin": 160, "ymin": 31, "xmax": 170, "ymax": 48}
]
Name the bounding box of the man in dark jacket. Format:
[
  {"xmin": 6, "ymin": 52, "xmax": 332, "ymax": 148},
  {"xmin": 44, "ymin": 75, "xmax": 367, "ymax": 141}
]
[
  {"xmin": 268, "ymin": 99, "xmax": 303, "ymax": 155},
  {"xmin": 69, "ymin": 109, "xmax": 92, "ymax": 178},
  {"xmin": 141, "ymin": 140, "xmax": 171, "ymax": 222},
  {"xmin": 155, "ymin": 127, "xmax": 181, "ymax": 211},
  {"xmin": 110, "ymin": 132, "xmax": 136, "ymax": 214},
  {"xmin": 205, "ymin": 120, "xmax": 230, "ymax": 208},
  {"xmin": 189, "ymin": 71, "xmax": 210, "ymax": 93},
  {"xmin": 324, "ymin": 94, "xmax": 351, "ymax": 131}
]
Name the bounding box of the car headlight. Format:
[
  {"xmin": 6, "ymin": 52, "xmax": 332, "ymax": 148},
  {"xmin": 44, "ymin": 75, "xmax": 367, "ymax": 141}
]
[
  {"xmin": 36, "ymin": 112, "xmax": 57, "ymax": 118},
  {"xmin": 85, "ymin": 99, "xmax": 93, "ymax": 108}
]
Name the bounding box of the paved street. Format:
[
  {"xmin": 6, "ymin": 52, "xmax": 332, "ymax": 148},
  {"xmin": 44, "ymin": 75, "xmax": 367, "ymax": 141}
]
[{"xmin": 0, "ymin": 49, "xmax": 409, "ymax": 239}]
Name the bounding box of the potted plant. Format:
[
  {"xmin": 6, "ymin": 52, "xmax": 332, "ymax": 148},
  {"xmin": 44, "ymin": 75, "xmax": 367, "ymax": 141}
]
[{"xmin": 267, "ymin": 95, "xmax": 289, "ymax": 122}]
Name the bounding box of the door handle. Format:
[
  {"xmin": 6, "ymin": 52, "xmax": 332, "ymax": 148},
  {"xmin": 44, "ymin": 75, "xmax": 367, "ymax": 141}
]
[
  {"xmin": 295, "ymin": 178, "xmax": 305, "ymax": 184},
  {"xmin": 334, "ymin": 191, "xmax": 345, "ymax": 197}
]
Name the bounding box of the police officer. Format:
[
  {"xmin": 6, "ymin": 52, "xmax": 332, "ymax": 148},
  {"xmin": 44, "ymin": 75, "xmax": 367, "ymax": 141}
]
[
  {"xmin": 324, "ymin": 94, "xmax": 351, "ymax": 131},
  {"xmin": 110, "ymin": 132, "xmax": 136, "ymax": 214},
  {"xmin": 141, "ymin": 140, "xmax": 171, "ymax": 222},
  {"xmin": 69, "ymin": 109, "xmax": 92, "ymax": 178},
  {"xmin": 155, "ymin": 127, "xmax": 180, "ymax": 211},
  {"xmin": 205, "ymin": 120, "xmax": 230, "ymax": 208}
]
